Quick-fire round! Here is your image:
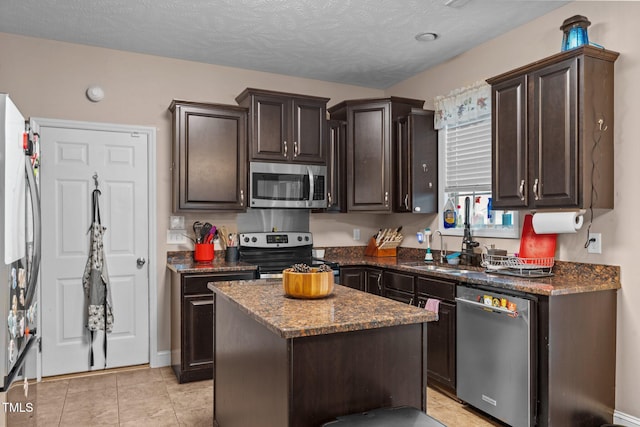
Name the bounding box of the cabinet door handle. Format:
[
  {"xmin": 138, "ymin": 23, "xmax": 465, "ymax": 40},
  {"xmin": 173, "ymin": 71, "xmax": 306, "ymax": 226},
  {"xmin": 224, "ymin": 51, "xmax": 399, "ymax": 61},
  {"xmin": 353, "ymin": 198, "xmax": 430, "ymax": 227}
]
[
  {"xmin": 422, "ymin": 163, "xmax": 428, "ymax": 173},
  {"xmin": 377, "ymin": 274, "xmax": 382, "ymax": 291},
  {"xmin": 240, "ymin": 189, "xmax": 244, "ymax": 206},
  {"xmin": 327, "ymin": 192, "xmax": 332, "ymax": 206},
  {"xmin": 409, "ymin": 297, "xmax": 414, "ymax": 306},
  {"xmin": 404, "ymin": 194, "xmax": 409, "ymax": 209},
  {"xmin": 519, "ymin": 179, "xmax": 525, "ymax": 201},
  {"xmin": 293, "ymin": 141, "xmax": 298, "ymax": 157},
  {"xmin": 283, "ymin": 140, "xmax": 288, "ymax": 157},
  {"xmin": 384, "ymin": 191, "xmax": 389, "ymax": 207},
  {"xmin": 533, "ymin": 178, "xmax": 540, "ymax": 201}
]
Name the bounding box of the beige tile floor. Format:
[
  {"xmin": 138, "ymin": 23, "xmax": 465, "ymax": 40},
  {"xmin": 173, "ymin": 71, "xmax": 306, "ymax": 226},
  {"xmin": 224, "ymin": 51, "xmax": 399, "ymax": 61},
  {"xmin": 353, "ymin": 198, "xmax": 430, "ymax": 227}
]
[{"xmin": 34, "ymin": 365, "xmax": 499, "ymax": 426}]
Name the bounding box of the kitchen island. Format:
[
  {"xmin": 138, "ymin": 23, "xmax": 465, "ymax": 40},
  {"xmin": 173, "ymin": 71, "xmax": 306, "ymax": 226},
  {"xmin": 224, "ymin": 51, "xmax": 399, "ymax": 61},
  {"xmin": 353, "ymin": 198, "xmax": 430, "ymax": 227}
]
[{"xmin": 208, "ymin": 279, "xmax": 437, "ymax": 427}]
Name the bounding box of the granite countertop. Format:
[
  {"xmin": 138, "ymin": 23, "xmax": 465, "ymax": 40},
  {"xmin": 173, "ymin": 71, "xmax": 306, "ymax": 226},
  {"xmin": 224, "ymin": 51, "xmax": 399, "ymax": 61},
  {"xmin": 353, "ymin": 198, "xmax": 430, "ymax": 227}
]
[
  {"xmin": 327, "ymin": 253, "xmax": 621, "ymax": 296},
  {"xmin": 166, "ymin": 251, "xmax": 257, "ymax": 274},
  {"xmin": 168, "ymin": 249, "xmax": 621, "ymax": 296},
  {"xmin": 209, "ymin": 279, "xmax": 437, "ymax": 339}
]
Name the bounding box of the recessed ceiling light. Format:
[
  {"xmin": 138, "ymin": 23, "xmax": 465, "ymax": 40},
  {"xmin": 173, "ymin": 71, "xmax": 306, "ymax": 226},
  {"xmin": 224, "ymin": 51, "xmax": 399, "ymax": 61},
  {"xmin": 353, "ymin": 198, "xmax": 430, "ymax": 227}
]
[{"xmin": 415, "ymin": 32, "xmax": 439, "ymax": 42}]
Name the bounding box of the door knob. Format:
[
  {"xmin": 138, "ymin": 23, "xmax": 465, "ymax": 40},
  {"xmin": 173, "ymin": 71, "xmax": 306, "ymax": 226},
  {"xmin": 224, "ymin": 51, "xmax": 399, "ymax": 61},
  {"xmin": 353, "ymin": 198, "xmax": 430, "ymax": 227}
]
[{"xmin": 137, "ymin": 257, "xmax": 146, "ymax": 267}]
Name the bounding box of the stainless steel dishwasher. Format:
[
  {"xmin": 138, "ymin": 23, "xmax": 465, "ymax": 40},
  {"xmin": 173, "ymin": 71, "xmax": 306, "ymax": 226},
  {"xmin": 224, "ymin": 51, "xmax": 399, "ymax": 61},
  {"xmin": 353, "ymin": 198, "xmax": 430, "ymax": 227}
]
[{"xmin": 456, "ymin": 285, "xmax": 536, "ymax": 427}]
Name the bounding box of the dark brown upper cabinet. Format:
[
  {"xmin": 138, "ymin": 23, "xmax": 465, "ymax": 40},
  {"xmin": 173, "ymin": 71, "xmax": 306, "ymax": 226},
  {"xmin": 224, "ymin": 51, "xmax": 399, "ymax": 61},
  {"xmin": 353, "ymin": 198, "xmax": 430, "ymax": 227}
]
[
  {"xmin": 325, "ymin": 119, "xmax": 347, "ymax": 212},
  {"xmin": 328, "ymin": 97, "xmax": 425, "ymax": 212},
  {"xmin": 236, "ymin": 88, "xmax": 329, "ymax": 164},
  {"xmin": 169, "ymin": 100, "xmax": 247, "ymax": 212},
  {"xmin": 394, "ymin": 109, "xmax": 438, "ymax": 213},
  {"xmin": 488, "ymin": 46, "xmax": 619, "ymax": 210}
]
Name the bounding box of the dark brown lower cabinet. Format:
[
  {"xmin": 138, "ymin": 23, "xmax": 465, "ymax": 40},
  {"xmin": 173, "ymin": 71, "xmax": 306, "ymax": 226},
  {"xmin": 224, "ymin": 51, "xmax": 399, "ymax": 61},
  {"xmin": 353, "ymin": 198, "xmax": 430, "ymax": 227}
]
[
  {"xmin": 170, "ymin": 270, "xmax": 255, "ymax": 383},
  {"xmin": 339, "ymin": 266, "xmax": 384, "ymax": 295},
  {"xmin": 383, "ymin": 270, "xmax": 415, "ymax": 304},
  {"xmin": 365, "ymin": 268, "xmax": 384, "ymax": 296},
  {"xmin": 416, "ymin": 275, "xmax": 457, "ymax": 396},
  {"xmin": 339, "ymin": 267, "xmax": 365, "ymax": 291}
]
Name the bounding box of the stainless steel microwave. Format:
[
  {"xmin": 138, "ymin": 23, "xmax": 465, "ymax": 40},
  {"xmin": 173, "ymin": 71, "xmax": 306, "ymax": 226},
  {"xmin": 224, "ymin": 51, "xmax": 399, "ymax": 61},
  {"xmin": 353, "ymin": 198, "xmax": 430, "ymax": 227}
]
[{"xmin": 249, "ymin": 162, "xmax": 327, "ymax": 209}]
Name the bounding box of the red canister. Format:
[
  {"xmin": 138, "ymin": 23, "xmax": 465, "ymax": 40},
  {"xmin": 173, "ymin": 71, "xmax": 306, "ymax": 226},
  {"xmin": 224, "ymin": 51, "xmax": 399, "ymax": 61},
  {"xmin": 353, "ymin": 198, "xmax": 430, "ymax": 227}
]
[{"xmin": 194, "ymin": 243, "xmax": 214, "ymax": 262}]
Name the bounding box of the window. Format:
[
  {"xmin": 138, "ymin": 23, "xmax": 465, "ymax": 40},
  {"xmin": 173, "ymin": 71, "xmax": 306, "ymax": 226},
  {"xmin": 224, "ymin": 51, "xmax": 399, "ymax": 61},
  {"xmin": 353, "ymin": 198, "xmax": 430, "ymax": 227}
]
[
  {"xmin": 438, "ymin": 120, "xmax": 519, "ymax": 238},
  {"xmin": 433, "ymin": 81, "xmax": 518, "ymax": 238}
]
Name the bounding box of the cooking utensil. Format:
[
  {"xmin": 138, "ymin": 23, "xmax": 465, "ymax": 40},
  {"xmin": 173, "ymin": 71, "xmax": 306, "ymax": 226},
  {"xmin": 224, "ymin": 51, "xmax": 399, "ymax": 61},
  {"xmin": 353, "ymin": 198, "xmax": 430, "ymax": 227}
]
[
  {"xmin": 219, "ymin": 226, "xmax": 229, "ymax": 250},
  {"xmin": 200, "ymin": 222, "xmax": 213, "ymax": 242},
  {"xmin": 193, "ymin": 221, "xmax": 204, "ymax": 243}
]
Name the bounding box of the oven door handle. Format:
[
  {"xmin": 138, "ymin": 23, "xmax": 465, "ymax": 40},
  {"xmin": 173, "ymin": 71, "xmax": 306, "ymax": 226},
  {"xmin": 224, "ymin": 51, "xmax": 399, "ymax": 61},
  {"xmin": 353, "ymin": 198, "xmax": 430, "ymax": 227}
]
[{"xmin": 307, "ymin": 166, "xmax": 314, "ymax": 207}]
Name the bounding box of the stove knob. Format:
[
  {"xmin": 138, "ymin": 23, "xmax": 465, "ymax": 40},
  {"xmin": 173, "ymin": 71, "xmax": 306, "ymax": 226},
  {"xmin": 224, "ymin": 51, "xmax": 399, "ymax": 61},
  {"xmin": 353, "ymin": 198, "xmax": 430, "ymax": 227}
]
[
  {"xmin": 251, "ymin": 237, "xmax": 258, "ymax": 243},
  {"xmin": 304, "ymin": 236, "xmax": 310, "ymax": 242},
  {"xmin": 243, "ymin": 237, "xmax": 250, "ymax": 243},
  {"xmin": 297, "ymin": 236, "xmax": 302, "ymax": 241}
]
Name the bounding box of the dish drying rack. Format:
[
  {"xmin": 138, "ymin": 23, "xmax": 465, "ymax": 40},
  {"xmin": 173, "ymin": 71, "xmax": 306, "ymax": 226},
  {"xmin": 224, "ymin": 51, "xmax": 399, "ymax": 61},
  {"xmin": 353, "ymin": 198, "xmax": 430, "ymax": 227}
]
[{"xmin": 481, "ymin": 253, "xmax": 555, "ymax": 277}]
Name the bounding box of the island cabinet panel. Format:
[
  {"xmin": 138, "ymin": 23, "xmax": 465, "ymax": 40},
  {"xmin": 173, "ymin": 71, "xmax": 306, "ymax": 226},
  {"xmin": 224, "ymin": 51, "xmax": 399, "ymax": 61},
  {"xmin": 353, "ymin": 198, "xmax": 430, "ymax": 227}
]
[
  {"xmin": 236, "ymin": 88, "xmax": 329, "ymax": 164},
  {"xmin": 170, "ymin": 270, "xmax": 255, "ymax": 383},
  {"xmin": 169, "ymin": 100, "xmax": 247, "ymax": 211},
  {"xmin": 290, "ymin": 324, "xmax": 425, "ymax": 426},
  {"xmin": 214, "ymin": 293, "xmax": 428, "ymax": 427},
  {"xmin": 488, "ymin": 46, "xmax": 619, "ymax": 210},
  {"xmin": 416, "ymin": 276, "xmax": 457, "ymax": 396}
]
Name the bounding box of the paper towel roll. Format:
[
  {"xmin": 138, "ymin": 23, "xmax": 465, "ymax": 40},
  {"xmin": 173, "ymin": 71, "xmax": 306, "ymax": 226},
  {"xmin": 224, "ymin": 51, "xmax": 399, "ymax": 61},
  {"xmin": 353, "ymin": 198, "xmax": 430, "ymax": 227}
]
[{"xmin": 532, "ymin": 212, "xmax": 583, "ymax": 234}]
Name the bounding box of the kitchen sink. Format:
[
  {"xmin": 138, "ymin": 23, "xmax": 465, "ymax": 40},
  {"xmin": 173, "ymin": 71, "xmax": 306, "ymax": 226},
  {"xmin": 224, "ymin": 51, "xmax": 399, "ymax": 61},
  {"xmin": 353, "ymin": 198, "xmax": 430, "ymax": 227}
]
[{"xmin": 403, "ymin": 263, "xmax": 473, "ymax": 275}]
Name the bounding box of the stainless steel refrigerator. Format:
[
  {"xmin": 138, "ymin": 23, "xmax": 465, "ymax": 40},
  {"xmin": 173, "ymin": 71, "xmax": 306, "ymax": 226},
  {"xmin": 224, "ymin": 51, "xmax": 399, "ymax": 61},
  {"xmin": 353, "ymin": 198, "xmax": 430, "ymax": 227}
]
[{"xmin": 0, "ymin": 94, "xmax": 40, "ymax": 425}]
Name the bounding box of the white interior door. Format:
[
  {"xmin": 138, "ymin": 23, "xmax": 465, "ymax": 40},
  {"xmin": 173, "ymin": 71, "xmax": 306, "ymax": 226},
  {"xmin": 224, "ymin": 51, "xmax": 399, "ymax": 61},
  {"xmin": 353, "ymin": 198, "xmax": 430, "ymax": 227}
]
[{"xmin": 40, "ymin": 125, "xmax": 149, "ymax": 376}]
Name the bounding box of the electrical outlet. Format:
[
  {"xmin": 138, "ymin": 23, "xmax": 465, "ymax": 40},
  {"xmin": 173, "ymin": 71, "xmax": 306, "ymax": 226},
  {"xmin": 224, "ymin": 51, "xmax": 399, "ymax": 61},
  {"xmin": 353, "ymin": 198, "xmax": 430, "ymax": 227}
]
[
  {"xmin": 587, "ymin": 232, "xmax": 602, "ymax": 254},
  {"xmin": 167, "ymin": 229, "xmax": 188, "ymax": 245},
  {"xmin": 353, "ymin": 228, "xmax": 361, "ymax": 241}
]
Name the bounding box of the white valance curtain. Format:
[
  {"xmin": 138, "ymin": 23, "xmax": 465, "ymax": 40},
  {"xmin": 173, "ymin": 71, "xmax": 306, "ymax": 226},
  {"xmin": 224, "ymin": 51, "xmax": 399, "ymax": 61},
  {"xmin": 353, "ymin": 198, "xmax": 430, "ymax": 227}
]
[{"xmin": 433, "ymin": 81, "xmax": 491, "ymax": 130}]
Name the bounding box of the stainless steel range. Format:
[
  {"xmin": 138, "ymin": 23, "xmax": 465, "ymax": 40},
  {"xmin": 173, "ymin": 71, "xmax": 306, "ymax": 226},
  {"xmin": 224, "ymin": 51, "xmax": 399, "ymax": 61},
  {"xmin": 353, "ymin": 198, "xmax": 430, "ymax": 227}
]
[{"xmin": 238, "ymin": 232, "xmax": 339, "ymax": 281}]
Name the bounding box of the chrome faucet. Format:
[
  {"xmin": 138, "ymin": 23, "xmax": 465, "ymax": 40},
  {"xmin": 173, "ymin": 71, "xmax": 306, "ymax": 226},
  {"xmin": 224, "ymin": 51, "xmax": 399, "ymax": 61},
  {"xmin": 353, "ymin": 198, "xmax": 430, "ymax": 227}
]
[
  {"xmin": 434, "ymin": 230, "xmax": 446, "ymax": 263},
  {"xmin": 461, "ymin": 196, "xmax": 480, "ymax": 265}
]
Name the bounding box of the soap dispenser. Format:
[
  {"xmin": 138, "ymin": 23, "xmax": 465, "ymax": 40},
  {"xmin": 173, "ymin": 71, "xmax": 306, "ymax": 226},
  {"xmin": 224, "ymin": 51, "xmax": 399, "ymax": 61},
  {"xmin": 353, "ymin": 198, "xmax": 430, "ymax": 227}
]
[{"xmin": 424, "ymin": 228, "xmax": 434, "ymax": 262}]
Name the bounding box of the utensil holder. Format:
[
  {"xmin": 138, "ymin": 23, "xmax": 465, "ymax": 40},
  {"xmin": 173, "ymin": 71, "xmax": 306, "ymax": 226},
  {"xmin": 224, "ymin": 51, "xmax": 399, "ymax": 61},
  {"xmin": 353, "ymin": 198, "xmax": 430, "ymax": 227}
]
[
  {"xmin": 224, "ymin": 246, "xmax": 239, "ymax": 263},
  {"xmin": 194, "ymin": 243, "xmax": 214, "ymax": 262},
  {"xmin": 364, "ymin": 237, "xmax": 397, "ymax": 257}
]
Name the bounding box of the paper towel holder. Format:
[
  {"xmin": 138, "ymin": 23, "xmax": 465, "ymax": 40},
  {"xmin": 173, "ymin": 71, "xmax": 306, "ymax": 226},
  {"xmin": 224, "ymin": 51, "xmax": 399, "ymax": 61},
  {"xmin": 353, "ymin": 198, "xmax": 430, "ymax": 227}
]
[{"xmin": 530, "ymin": 209, "xmax": 586, "ymax": 215}]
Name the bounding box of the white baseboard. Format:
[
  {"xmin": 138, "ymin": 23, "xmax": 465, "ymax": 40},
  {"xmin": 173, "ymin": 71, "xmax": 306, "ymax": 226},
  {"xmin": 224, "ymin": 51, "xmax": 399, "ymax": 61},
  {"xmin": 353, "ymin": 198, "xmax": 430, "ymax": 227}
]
[
  {"xmin": 615, "ymin": 410, "xmax": 640, "ymax": 427},
  {"xmin": 150, "ymin": 350, "xmax": 171, "ymax": 368}
]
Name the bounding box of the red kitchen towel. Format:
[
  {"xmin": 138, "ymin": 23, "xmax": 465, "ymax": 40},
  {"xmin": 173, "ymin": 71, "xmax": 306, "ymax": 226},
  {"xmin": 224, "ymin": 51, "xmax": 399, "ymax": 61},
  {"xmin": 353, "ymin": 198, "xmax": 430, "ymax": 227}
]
[
  {"xmin": 519, "ymin": 214, "xmax": 557, "ymax": 265},
  {"xmin": 425, "ymin": 298, "xmax": 440, "ymax": 320}
]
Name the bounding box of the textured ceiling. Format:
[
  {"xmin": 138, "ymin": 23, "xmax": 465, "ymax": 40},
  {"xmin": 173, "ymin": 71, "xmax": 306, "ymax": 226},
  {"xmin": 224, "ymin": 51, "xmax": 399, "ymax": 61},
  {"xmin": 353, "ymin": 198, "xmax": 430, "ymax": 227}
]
[{"xmin": 0, "ymin": 0, "xmax": 569, "ymax": 89}]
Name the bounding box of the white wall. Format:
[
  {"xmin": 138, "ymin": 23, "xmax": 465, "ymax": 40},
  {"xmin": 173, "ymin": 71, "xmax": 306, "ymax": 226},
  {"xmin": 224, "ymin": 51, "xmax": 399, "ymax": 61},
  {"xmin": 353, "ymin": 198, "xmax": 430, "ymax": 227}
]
[{"xmin": 387, "ymin": 1, "xmax": 639, "ymax": 417}]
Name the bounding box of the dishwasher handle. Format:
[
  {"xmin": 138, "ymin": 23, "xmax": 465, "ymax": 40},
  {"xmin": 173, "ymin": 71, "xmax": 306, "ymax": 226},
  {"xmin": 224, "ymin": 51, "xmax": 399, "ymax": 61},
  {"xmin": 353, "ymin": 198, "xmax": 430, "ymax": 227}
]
[{"xmin": 455, "ymin": 297, "xmax": 522, "ymax": 317}]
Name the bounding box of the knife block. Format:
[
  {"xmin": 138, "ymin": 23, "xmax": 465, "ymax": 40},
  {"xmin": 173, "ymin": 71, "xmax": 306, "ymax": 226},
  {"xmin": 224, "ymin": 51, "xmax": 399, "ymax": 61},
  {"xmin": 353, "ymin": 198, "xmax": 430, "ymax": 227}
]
[{"xmin": 364, "ymin": 237, "xmax": 397, "ymax": 257}]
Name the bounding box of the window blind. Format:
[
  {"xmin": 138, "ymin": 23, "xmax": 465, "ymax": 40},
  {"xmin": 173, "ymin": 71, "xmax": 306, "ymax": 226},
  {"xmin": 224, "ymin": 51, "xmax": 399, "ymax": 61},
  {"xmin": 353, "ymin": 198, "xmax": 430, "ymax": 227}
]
[{"xmin": 444, "ymin": 118, "xmax": 492, "ymax": 193}]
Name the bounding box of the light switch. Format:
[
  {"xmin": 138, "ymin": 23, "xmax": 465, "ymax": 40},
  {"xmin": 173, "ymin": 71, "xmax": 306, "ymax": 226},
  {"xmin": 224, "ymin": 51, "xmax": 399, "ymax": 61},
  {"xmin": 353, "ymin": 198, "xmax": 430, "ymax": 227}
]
[
  {"xmin": 169, "ymin": 215, "xmax": 185, "ymax": 230},
  {"xmin": 353, "ymin": 229, "xmax": 361, "ymax": 241}
]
